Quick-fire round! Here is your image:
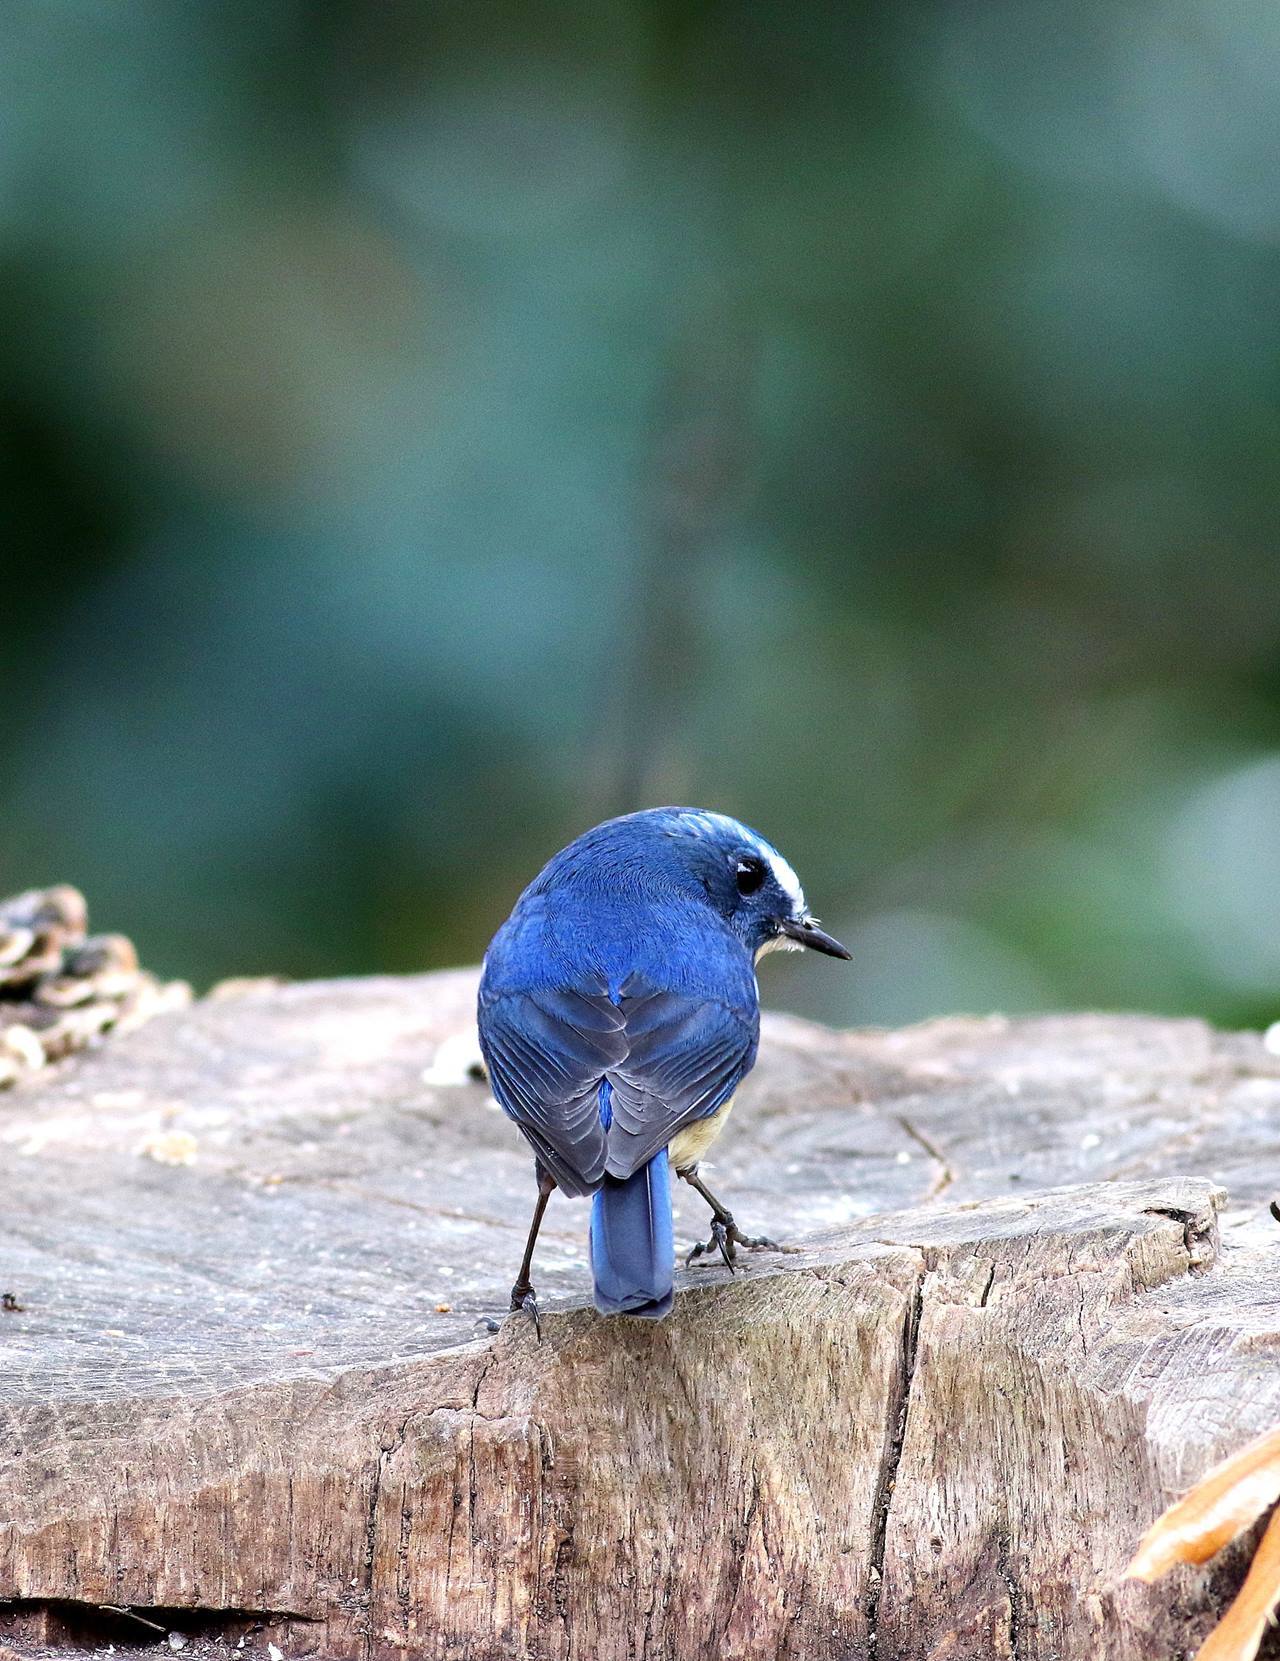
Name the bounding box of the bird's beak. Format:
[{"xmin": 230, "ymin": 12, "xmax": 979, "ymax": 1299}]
[{"xmin": 778, "ymin": 914, "xmax": 852, "ymax": 960}]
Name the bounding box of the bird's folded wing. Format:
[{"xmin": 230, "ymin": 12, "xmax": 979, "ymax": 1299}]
[
  {"xmin": 604, "ymin": 981, "xmax": 758, "ymax": 1179},
  {"xmin": 479, "ymin": 984, "xmax": 626, "ymax": 1195},
  {"xmin": 479, "ymin": 976, "xmax": 758, "ymax": 1192}
]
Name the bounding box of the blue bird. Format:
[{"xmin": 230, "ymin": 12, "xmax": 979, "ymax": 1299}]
[{"xmin": 477, "ymin": 808, "xmax": 850, "ymax": 1327}]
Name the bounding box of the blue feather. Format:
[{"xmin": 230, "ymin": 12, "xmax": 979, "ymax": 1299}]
[{"xmin": 589, "ymin": 1148, "xmax": 674, "ymax": 1319}]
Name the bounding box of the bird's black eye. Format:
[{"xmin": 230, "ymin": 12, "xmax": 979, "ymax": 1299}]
[{"xmin": 735, "ymin": 856, "xmax": 766, "ymax": 896}]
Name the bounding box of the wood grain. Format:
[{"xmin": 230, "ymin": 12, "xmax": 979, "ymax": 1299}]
[{"xmin": 2, "ymin": 975, "xmax": 1279, "ymax": 1658}]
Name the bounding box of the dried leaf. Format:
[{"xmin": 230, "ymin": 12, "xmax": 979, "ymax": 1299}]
[
  {"xmin": 1197, "ymin": 1504, "xmax": 1280, "ymax": 1661},
  {"xmin": 1128, "ymin": 1427, "xmax": 1280, "ymax": 1581}
]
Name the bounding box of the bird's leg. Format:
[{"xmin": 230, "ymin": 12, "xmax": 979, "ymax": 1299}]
[
  {"xmin": 509, "ymin": 1167, "xmax": 556, "ymax": 1338},
  {"xmin": 679, "ymin": 1166, "xmax": 777, "ymax": 1270}
]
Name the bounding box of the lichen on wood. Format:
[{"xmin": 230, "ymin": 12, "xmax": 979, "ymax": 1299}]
[{"xmin": 0, "ymin": 885, "xmax": 190, "ymax": 1088}]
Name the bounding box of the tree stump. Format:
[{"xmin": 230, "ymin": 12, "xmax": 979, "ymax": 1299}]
[{"xmin": 2, "ymin": 971, "xmax": 1279, "ymax": 1660}]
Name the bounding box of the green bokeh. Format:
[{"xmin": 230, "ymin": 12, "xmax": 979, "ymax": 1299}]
[{"xmin": 4, "ymin": 0, "xmax": 1280, "ymax": 1030}]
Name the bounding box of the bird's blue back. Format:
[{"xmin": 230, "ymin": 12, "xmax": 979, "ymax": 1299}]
[
  {"xmin": 484, "ymin": 813, "xmax": 758, "ymax": 992},
  {"xmin": 483, "ymin": 866, "xmax": 758, "ymax": 1008}
]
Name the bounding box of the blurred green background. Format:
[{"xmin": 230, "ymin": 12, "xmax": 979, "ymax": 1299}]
[{"xmin": 3, "ymin": 0, "xmax": 1280, "ymax": 1030}]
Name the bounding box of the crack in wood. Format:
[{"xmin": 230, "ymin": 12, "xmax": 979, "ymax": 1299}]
[
  {"xmin": 361, "ymin": 1416, "xmax": 411, "ymax": 1659},
  {"xmin": 893, "ymin": 1115, "xmax": 954, "ymax": 1200},
  {"xmin": 714, "ymin": 1461, "xmax": 762, "ymax": 1653},
  {"xmin": 0, "ymin": 1598, "xmax": 316, "ymax": 1648},
  {"xmin": 1140, "ymin": 1203, "xmax": 1218, "ymax": 1273},
  {"xmin": 996, "ymin": 1533, "xmax": 1024, "ymax": 1661},
  {"xmin": 865, "ymin": 1262, "xmax": 925, "ymax": 1661}
]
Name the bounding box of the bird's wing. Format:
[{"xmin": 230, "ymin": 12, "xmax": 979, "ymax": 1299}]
[
  {"xmin": 478, "ymin": 983, "xmax": 627, "ymax": 1196},
  {"xmin": 603, "ymin": 977, "xmax": 759, "ymax": 1180},
  {"xmin": 479, "ymin": 973, "xmax": 759, "ymax": 1194}
]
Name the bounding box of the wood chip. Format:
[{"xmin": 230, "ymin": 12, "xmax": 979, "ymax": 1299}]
[
  {"xmin": 1197, "ymin": 1505, "xmax": 1280, "ymax": 1661},
  {"xmin": 140, "ymin": 1129, "xmax": 199, "ymax": 1167},
  {"xmin": 1128, "ymin": 1426, "xmax": 1280, "ymax": 1580}
]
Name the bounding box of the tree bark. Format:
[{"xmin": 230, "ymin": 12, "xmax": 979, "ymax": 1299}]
[{"xmin": 2, "ymin": 974, "xmax": 1278, "ymax": 1659}]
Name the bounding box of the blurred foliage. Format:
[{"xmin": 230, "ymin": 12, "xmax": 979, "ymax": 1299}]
[{"xmin": 3, "ymin": 0, "xmax": 1280, "ymax": 1030}]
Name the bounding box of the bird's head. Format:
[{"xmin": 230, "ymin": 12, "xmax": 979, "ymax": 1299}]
[{"xmin": 615, "ymin": 808, "xmax": 852, "ymax": 964}]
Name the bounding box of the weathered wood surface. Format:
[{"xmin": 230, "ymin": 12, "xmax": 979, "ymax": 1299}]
[{"xmin": 2, "ymin": 972, "xmax": 1280, "ymax": 1660}]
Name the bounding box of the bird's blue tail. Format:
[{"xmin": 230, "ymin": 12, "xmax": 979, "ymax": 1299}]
[{"xmin": 589, "ymin": 1149, "xmax": 675, "ymax": 1319}]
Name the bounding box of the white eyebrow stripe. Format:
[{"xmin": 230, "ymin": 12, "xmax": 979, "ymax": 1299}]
[
  {"xmin": 765, "ymin": 848, "xmax": 805, "ymax": 910},
  {"xmin": 675, "ymin": 810, "xmax": 807, "ymax": 911}
]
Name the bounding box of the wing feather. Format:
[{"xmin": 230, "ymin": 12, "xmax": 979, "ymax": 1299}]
[
  {"xmin": 479, "ymin": 985, "xmax": 625, "ymax": 1195},
  {"xmin": 604, "ymin": 984, "xmax": 756, "ymax": 1177},
  {"xmin": 478, "ymin": 972, "xmax": 758, "ymax": 1192}
]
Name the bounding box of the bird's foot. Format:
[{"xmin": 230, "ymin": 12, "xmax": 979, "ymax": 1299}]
[
  {"xmin": 685, "ymin": 1216, "xmax": 777, "ymax": 1271},
  {"xmin": 509, "ymin": 1282, "xmax": 542, "ymax": 1340}
]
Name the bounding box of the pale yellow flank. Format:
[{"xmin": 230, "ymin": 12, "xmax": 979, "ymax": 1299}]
[{"xmin": 668, "ymin": 1094, "xmax": 735, "ymax": 1173}]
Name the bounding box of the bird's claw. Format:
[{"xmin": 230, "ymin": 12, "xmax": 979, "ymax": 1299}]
[
  {"xmin": 509, "ymin": 1284, "xmax": 542, "ymax": 1340},
  {"xmin": 685, "ymin": 1217, "xmax": 777, "ymax": 1271},
  {"xmin": 687, "ymin": 1217, "xmax": 735, "ymax": 1271}
]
